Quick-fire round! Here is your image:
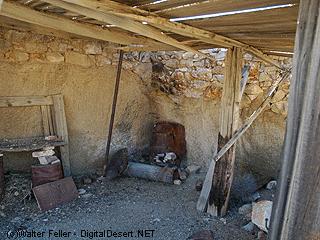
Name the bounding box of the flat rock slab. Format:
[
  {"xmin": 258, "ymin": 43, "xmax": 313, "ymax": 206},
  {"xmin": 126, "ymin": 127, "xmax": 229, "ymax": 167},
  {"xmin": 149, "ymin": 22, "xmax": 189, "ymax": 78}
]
[
  {"xmin": 252, "ymin": 200, "xmax": 272, "ymax": 232},
  {"xmin": 33, "ymin": 177, "xmax": 78, "ymax": 211}
]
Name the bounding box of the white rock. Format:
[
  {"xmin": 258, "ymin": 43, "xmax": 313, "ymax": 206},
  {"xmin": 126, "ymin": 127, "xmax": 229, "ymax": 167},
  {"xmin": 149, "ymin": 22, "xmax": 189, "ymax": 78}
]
[
  {"xmin": 186, "ymin": 165, "xmax": 201, "ymax": 174},
  {"xmin": 242, "ymin": 222, "xmax": 255, "ymax": 232},
  {"xmin": 182, "ymin": 52, "xmax": 194, "ymax": 59},
  {"xmin": 78, "ymin": 189, "xmax": 86, "ymax": 195},
  {"xmin": 173, "ymin": 180, "xmax": 182, "ymax": 185},
  {"xmin": 82, "ymin": 193, "xmax": 93, "ymax": 198},
  {"xmin": 220, "ymin": 218, "xmax": 227, "ymax": 224},
  {"xmin": 238, "ymin": 203, "xmax": 252, "ymax": 219},
  {"xmin": 46, "ymin": 52, "xmax": 64, "ymax": 63},
  {"xmin": 252, "ymin": 200, "xmax": 272, "ymax": 232},
  {"xmin": 266, "ymin": 180, "xmax": 277, "ymax": 190},
  {"xmin": 51, "ymin": 159, "xmax": 61, "ymax": 165},
  {"xmin": 32, "ymin": 150, "xmax": 55, "ymax": 158},
  {"xmin": 38, "ymin": 156, "xmax": 59, "ymax": 165},
  {"xmin": 84, "ymin": 42, "xmax": 102, "ymax": 55}
]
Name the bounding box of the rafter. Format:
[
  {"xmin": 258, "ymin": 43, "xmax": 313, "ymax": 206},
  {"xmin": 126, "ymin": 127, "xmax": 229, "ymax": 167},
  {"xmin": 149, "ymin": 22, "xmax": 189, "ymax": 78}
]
[
  {"xmin": 42, "ymin": 0, "xmax": 214, "ymax": 60},
  {"xmin": 60, "ymin": 0, "xmax": 285, "ymax": 69},
  {"xmin": 0, "ymin": 1, "xmax": 164, "ymax": 48}
]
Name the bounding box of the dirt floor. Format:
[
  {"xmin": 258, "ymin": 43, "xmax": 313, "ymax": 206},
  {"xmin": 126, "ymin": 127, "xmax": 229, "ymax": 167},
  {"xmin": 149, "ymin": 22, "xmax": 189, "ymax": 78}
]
[{"xmin": 0, "ymin": 172, "xmax": 257, "ymax": 240}]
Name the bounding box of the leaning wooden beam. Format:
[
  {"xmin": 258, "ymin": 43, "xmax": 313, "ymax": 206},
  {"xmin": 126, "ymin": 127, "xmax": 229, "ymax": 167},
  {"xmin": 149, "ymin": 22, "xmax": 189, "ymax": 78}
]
[
  {"xmin": 206, "ymin": 47, "xmax": 242, "ymax": 216},
  {"xmin": 60, "ymin": 0, "xmax": 284, "ymax": 69},
  {"xmin": 0, "ymin": 1, "xmax": 162, "ymax": 47},
  {"xmin": 104, "ymin": 50, "xmax": 124, "ymax": 174},
  {"xmin": 42, "ymin": 0, "xmax": 213, "ymax": 60},
  {"xmin": 269, "ymin": 0, "xmax": 320, "ymax": 239},
  {"xmin": 197, "ymin": 69, "xmax": 291, "ymax": 213}
]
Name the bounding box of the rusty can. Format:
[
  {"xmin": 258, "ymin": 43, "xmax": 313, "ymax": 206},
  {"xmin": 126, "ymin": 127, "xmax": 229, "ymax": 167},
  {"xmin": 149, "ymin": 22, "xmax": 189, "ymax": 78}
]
[
  {"xmin": 0, "ymin": 154, "xmax": 4, "ymax": 201},
  {"xmin": 31, "ymin": 162, "xmax": 63, "ymax": 187}
]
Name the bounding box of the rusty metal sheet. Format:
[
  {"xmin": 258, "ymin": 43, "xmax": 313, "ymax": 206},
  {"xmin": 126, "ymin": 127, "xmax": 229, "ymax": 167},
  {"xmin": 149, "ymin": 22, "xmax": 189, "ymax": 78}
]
[{"xmin": 32, "ymin": 177, "xmax": 78, "ymax": 211}]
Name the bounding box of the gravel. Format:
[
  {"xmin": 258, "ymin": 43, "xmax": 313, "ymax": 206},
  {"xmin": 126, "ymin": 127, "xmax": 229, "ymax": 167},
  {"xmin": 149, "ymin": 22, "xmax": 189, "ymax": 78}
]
[{"xmin": 0, "ymin": 173, "xmax": 256, "ymax": 240}]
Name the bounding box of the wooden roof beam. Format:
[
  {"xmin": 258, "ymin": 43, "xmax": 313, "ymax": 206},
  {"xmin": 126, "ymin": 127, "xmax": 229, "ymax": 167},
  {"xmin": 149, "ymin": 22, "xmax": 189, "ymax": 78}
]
[
  {"xmin": 61, "ymin": 0, "xmax": 286, "ymax": 69},
  {"xmin": 42, "ymin": 0, "xmax": 215, "ymax": 60},
  {"xmin": 0, "ymin": 1, "xmax": 164, "ymax": 48}
]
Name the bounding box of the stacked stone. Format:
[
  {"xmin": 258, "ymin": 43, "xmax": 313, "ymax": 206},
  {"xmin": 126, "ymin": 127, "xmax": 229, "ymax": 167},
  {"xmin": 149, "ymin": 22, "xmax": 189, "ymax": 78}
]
[{"xmin": 0, "ymin": 27, "xmax": 291, "ymax": 116}]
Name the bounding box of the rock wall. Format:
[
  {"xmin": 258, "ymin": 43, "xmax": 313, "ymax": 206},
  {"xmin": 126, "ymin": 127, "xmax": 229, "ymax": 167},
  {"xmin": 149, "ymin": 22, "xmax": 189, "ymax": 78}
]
[
  {"xmin": 146, "ymin": 50, "xmax": 291, "ymax": 187},
  {"xmin": 0, "ymin": 27, "xmax": 292, "ymax": 187}
]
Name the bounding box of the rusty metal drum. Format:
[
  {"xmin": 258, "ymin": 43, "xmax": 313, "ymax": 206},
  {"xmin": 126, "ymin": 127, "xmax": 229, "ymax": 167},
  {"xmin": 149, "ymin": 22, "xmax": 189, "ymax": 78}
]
[{"xmin": 150, "ymin": 121, "xmax": 186, "ymax": 166}]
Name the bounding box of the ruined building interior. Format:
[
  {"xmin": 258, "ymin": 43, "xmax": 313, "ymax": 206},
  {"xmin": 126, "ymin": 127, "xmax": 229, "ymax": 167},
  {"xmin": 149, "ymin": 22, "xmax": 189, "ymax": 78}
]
[{"xmin": 0, "ymin": 0, "xmax": 319, "ymax": 240}]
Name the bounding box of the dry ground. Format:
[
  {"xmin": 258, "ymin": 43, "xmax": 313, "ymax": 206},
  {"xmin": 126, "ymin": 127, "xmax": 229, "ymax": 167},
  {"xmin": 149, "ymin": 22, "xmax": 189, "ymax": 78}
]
[{"xmin": 0, "ymin": 172, "xmax": 256, "ymax": 240}]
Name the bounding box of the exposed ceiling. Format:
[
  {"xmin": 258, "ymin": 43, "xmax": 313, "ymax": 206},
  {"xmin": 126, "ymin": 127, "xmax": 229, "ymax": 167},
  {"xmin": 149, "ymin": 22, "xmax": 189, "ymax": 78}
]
[{"xmin": 0, "ymin": 0, "xmax": 299, "ymax": 61}]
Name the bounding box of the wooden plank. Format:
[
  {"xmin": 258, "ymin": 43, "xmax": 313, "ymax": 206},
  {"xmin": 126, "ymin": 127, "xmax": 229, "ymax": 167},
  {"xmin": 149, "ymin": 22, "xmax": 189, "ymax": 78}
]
[
  {"xmin": 184, "ymin": 5, "xmax": 299, "ymax": 28},
  {"xmin": 157, "ymin": 0, "xmax": 299, "ymax": 18},
  {"xmin": 0, "ymin": 137, "xmax": 65, "ymax": 152},
  {"xmin": 197, "ymin": 69, "xmax": 291, "ymax": 213},
  {"xmin": 42, "ymin": 0, "xmax": 212, "ymax": 59},
  {"xmin": 52, "ymin": 95, "xmax": 71, "ymax": 177},
  {"xmin": 207, "ymin": 47, "xmax": 242, "ymax": 216},
  {"xmin": 33, "ymin": 177, "xmax": 78, "ymax": 211},
  {"xmin": 0, "ymin": 96, "xmax": 53, "ymax": 107},
  {"xmin": 269, "ymin": 0, "xmax": 320, "ymax": 239},
  {"xmin": 58, "ymin": 0, "xmax": 284, "ymax": 69},
  {"xmin": 200, "ymin": 22, "xmax": 297, "ymax": 34},
  {"xmin": 41, "ymin": 105, "xmax": 50, "ymax": 136},
  {"xmin": 0, "ymin": 1, "xmax": 162, "ymax": 47},
  {"xmin": 140, "ymin": 0, "xmax": 207, "ymax": 12},
  {"xmin": 47, "ymin": 105, "xmax": 55, "ymax": 135}
]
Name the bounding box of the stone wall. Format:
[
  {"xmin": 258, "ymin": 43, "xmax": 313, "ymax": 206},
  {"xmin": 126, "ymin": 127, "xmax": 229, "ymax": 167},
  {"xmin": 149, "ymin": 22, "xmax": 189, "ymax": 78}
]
[
  {"xmin": 0, "ymin": 27, "xmax": 291, "ymax": 187},
  {"xmin": 148, "ymin": 50, "xmax": 291, "ymax": 187}
]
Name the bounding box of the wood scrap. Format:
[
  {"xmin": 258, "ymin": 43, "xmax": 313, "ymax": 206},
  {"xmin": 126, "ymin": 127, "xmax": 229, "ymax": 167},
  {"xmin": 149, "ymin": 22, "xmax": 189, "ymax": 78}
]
[{"xmin": 197, "ymin": 69, "xmax": 291, "ymax": 213}]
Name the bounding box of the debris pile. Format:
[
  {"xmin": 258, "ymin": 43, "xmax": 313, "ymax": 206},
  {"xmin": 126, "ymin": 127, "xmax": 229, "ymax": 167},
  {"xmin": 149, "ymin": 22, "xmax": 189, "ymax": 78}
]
[
  {"xmin": 30, "ymin": 146, "xmax": 78, "ymax": 211},
  {"xmin": 238, "ymin": 180, "xmax": 277, "ymax": 238}
]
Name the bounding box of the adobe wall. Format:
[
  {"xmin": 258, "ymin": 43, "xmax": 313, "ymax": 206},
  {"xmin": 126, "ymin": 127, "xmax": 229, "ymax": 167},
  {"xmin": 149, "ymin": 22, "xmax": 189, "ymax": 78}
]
[{"xmin": 0, "ymin": 27, "xmax": 291, "ymax": 188}]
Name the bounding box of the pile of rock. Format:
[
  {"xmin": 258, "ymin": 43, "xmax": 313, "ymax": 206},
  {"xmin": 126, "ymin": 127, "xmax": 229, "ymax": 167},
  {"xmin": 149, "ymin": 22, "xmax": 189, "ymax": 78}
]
[{"xmin": 238, "ymin": 180, "xmax": 277, "ymax": 239}]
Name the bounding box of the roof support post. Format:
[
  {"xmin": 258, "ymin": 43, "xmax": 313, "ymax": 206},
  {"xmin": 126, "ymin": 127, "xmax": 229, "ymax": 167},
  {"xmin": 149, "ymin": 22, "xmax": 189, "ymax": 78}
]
[
  {"xmin": 269, "ymin": 0, "xmax": 320, "ymax": 239},
  {"xmin": 207, "ymin": 47, "xmax": 242, "ymax": 216}
]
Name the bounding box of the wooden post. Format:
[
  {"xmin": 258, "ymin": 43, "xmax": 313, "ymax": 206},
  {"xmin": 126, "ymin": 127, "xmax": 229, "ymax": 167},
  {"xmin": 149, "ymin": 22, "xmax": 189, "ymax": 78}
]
[
  {"xmin": 104, "ymin": 50, "xmax": 124, "ymax": 175},
  {"xmin": 207, "ymin": 47, "xmax": 242, "ymax": 216},
  {"xmin": 52, "ymin": 95, "xmax": 71, "ymax": 177},
  {"xmin": 269, "ymin": 0, "xmax": 320, "ymax": 239}
]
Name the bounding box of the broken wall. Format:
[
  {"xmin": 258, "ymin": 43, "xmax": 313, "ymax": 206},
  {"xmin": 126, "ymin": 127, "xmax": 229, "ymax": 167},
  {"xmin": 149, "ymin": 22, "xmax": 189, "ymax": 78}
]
[{"xmin": 0, "ymin": 27, "xmax": 291, "ymax": 188}]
